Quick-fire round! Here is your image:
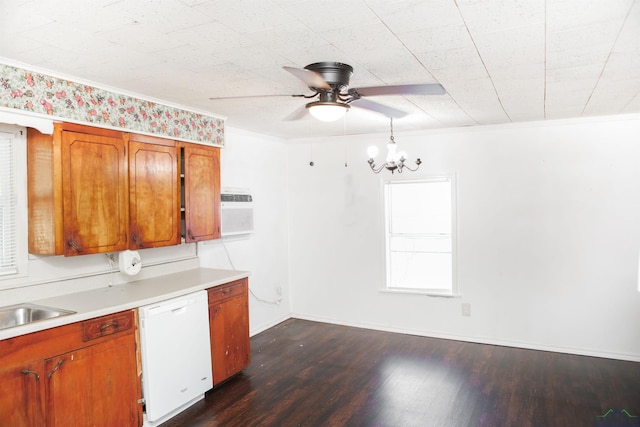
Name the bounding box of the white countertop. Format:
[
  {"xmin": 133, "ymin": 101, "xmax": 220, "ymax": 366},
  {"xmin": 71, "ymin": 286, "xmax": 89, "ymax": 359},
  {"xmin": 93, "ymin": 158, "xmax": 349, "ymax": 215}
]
[{"xmin": 0, "ymin": 267, "xmax": 249, "ymax": 341}]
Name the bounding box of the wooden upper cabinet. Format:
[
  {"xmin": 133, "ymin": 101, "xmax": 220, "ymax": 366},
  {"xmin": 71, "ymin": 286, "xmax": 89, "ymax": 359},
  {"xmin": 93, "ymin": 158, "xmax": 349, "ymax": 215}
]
[
  {"xmin": 183, "ymin": 143, "xmax": 221, "ymax": 242},
  {"xmin": 129, "ymin": 135, "xmax": 180, "ymax": 249},
  {"xmin": 28, "ymin": 128, "xmax": 59, "ymax": 255},
  {"xmin": 61, "ymin": 129, "xmax": 129, "ymax": 256},
  {"xmin": 28, "ymin": 123, "xmax": 129, "ymax": 256},
  {"xmin": 27, "ymin": 123, "xmax": 221, "ymax": 256}
]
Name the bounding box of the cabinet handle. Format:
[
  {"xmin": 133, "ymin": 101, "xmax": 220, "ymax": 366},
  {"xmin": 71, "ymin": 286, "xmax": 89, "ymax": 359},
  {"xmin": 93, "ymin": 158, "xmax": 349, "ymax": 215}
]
[
  {"xmin": 132, "ymin": 235, "xmax": 144, "ymax": 248},
  {"xmin": 67, "ymin": 240, "xmax": 83, "ymax": 253},
  {"xmin": 187, "ymin": 230, "xmax": 195, "ymax": 241},
  {"xmin": 48, "ymin": 359, "xmax": 64, "ymax": 379},
  {"xmin": 21, "ymin": 369, "xmax": 40, "ymax": 381},
  {"xmin": 100, "ymin": 321, "xmax": 119, "ymax": 332},
  {"xmin": 211, "ymin": 307, "xmax": 221, "ymax": 320}
]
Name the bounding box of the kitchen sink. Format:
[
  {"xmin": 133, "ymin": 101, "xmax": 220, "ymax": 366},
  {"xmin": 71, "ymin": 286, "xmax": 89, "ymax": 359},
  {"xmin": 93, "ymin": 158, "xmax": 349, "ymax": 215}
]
[{"xmin": 0, "ymin": 303, "xmax": 76, "ymax": 331}]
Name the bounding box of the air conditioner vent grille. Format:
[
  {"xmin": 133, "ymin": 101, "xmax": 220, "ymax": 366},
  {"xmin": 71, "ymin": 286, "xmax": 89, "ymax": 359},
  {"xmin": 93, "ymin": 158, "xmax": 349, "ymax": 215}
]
[
  {"xmin": 221, "ymin": 191, "xmax": 253, "ymax": 236},
  {"xmin": 221, "ymin": 193, "xmax": 253, "ymax": 202}
]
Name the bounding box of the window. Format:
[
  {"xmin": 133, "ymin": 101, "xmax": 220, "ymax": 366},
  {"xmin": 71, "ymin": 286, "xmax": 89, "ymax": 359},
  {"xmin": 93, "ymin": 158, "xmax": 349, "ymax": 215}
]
[
  {"xmin": 384, "ymin": 177, "xmax": 457, "ymax": 296},
  {"xmin": 0, "ymin": 125, "xmax": 26, "ymax": 278}
]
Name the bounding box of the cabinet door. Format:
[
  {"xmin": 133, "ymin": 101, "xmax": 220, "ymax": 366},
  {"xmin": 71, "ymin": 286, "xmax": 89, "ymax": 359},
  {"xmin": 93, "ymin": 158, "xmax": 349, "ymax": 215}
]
[
  {"xmin": 0, "ymin": 361, "xmax": 45, "ymax": 427},
  {"xmin": 209, "ymin": 295, "xmax": 250, "ymax": 385},
  {"xmin": 45, "ymin": 335, "xmax": 139, "ymax": 427},
  {"xmin": 61, "ymin": 131, "xmax": 129, "ymax": 256},
  {"xmin": 129, "ymin": 138, "xmax": 180, "ymax": 249},
  {"xmin": 183, "ymin": 144, "xmax": 221, "ymax": 242}
]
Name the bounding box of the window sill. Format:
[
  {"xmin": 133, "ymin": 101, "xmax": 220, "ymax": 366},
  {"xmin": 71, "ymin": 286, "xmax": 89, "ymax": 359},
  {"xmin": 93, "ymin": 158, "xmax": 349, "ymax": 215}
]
[{"xmin": 380, "ymin": 288, "xmax": 460, "ymax": 298}]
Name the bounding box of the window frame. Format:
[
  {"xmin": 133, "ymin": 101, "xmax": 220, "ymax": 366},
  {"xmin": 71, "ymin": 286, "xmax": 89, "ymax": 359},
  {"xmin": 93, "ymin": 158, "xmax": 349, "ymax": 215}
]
[
  {"xmin": 0, "ymin": 124, "xmax": 28, "ymax": 281},
  {"xmin": 381, "ymin": 175, "xmax": 458, "ymax": 297}
]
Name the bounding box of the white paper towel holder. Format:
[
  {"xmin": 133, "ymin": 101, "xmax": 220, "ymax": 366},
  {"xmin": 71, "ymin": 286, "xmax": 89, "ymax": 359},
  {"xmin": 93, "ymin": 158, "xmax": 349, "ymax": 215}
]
[{"xmin": 119, "ymin": 250, "xmax": 142, "ymax": 276}]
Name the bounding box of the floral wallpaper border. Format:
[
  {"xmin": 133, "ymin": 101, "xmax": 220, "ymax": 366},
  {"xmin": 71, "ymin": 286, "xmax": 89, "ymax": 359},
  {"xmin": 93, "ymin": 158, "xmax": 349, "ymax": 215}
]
[{"xmin": 0, "ymin": 63, "xmax": 224, "ymax": 146}]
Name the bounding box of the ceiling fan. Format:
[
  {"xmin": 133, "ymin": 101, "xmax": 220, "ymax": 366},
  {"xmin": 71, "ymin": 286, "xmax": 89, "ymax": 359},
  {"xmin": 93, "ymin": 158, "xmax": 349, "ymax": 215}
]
[{"xmin": 209, "ymin": 61, "xmax": 446, "ymax": 122}]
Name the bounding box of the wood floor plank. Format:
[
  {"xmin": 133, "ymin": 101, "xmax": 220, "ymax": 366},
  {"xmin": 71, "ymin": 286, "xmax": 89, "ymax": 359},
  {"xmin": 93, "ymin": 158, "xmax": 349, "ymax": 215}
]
[{"xmin": 160, "ymin": 319, "xmax": 640, "ymax": 427}]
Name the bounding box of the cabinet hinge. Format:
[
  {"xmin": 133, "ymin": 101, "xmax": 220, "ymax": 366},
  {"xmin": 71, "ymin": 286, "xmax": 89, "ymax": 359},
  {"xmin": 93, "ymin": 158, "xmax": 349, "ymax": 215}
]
[{"xmin": 137, "ymin": 398, "xmax": 145, "ymax": 404}]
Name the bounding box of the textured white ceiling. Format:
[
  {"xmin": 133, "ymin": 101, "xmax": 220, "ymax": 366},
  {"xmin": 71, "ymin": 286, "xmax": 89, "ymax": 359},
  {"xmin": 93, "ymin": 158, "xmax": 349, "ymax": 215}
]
[{"xmin": 0, "ymin": 0, "xmax": 638, "ymax": 139}]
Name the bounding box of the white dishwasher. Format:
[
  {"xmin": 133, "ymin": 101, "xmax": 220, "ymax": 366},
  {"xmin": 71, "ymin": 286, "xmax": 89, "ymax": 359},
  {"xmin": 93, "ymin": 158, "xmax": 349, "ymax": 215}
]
[{"xmin": 138, "ymin": 290, "xmax": 213, "ymax": 426}]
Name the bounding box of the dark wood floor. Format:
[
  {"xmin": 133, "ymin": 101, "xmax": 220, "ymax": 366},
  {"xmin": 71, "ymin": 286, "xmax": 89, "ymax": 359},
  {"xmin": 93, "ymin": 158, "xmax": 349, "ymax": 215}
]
[{"xmin": 161, "ymin": 319, "xmax": 640, "ymax": 427}]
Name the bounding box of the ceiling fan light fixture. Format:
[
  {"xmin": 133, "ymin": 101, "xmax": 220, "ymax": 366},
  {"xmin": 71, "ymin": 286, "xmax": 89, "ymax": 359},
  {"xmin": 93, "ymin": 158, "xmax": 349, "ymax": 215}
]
[{"xmin": 306, "ymin": 101, "xmax": 350, "ymax": 122}]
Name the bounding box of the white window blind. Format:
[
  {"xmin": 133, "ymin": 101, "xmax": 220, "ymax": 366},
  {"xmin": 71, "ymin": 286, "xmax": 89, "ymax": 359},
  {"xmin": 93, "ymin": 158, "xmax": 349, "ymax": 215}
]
[
  {"xmin": 384, "ymin": 177, "xmax": 457, "ymax": 296},
  {"xmin": 0, "ymin": 129, "xmax": 18, "ymax": 276}
]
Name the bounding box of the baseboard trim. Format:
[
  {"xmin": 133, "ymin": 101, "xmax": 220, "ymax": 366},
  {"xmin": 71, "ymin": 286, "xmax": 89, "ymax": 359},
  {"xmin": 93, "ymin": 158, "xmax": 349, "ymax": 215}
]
[
  {"xmin": 290, "ymin": 313, "xmax": 640, "ymax": 363},
  {"xmin": 250, "ymin": 314, "xmax": 291, "ymax": 337}
]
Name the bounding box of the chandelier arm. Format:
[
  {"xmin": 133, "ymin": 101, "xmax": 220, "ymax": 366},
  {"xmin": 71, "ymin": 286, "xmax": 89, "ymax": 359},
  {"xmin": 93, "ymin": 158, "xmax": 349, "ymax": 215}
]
[
  {"xmin": 400, "ymin": 159, "xmax": 421, "ymax": 172},
  {"xmin": 367, "ymin": 159, "xmax": 386, "ymax": 174}
]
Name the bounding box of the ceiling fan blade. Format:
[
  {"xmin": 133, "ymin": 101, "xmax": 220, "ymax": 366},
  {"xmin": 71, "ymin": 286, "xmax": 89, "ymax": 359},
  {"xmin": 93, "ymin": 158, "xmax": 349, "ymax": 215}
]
[
  {"xmin": 351, "ymin": 99, "xmax": 408, "ymax": 118},
  {"xmin": 283, "ymin": 66, "xmax": 331, "ymax": 90},
  {"xmin": 353, "ymin": 83, "xmax": 446, "ymax": 97},
  {"xmin": 209, "ymin": 94, "xmax": 303, "ymax": 100},
  {"xmin": 282, "ymin": 105, "xmax": 309, "ymax": 121}
]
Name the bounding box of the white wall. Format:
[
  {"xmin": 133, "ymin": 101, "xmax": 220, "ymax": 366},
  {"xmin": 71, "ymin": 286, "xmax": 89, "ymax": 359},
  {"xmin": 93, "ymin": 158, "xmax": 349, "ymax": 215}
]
[
  {"xmin": 287, "ymin": 114, "xmax": 640, "ymax": 361},
  {"xmin": 198, "ymin": 127, "xmax": 291, "ymax": 335}
]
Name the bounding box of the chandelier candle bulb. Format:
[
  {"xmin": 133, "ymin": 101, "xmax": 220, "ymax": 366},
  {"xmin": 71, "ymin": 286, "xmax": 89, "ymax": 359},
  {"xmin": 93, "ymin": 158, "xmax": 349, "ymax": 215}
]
[{"xmin": 367, "ymin": 145, "xmax": 379, "ymax": 158}]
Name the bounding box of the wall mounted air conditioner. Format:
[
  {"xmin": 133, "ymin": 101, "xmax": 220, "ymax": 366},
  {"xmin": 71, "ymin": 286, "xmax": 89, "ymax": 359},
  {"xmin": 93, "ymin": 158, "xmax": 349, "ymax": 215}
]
[{"xmin": 220, "ymin": 189, "xmax": 254, "ymax": 236}]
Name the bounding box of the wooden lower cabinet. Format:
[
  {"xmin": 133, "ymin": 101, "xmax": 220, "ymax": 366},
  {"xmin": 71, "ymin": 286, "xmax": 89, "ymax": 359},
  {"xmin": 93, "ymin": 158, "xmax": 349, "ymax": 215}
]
[
  {"xmin": 45, "ymin": 334, "xmax": 139, "ymax": 427},
  {"xmin": 0, "ymin": 310, "xmax": 141, "ymax": 427},
  {"xmin": 0, "ymin": 360, "xmax": 45, "ymax": 426},
  {"xmin": 208, "ymin": 278, "xmax": 250, "ymax": 386}
]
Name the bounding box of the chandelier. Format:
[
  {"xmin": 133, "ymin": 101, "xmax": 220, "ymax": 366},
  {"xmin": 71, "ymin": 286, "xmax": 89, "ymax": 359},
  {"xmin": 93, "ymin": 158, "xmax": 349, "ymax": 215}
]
[{"xmin": 367, "ymin": 118, "xmax": 421, "ymax": 174}]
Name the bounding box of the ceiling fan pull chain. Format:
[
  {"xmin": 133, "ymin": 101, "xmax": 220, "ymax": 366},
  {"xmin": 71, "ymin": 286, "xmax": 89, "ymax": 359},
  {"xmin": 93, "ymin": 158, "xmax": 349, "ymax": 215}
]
[{"xmin": 344, "ymin": 116, "xmax": 348, "ymax": 167}]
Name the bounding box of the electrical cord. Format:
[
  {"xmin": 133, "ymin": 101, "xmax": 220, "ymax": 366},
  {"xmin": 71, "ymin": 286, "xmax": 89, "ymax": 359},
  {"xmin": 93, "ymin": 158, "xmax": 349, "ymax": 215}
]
[
  {"xmin": 105, "ymin": 253, "xmax": 117, "ymax": 287},
  {"xmin": 220, "ymin": 240, "xmax": 281, "ymax": 305}
]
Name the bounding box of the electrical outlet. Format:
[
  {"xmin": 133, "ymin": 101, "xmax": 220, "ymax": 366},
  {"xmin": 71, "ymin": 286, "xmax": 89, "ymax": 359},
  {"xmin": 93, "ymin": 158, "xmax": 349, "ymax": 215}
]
[
  {"xmin": 276, "ymin": 286, "xmax": 282, "ymax": 296},
  {"xmin": 461, "ymin": 303, "xmax": 471, "ymax": 317}
]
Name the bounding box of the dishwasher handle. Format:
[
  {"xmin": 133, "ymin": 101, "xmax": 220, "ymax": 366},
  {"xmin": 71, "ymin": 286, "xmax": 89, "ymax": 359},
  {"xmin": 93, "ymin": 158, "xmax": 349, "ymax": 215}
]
[
  {"xmin": 172, "ymin": 306, "xmax": 187, "ymax": 315},
  {"xmin": 139, "ymin": 291, "xmax": 207, "ymax": 318}
]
